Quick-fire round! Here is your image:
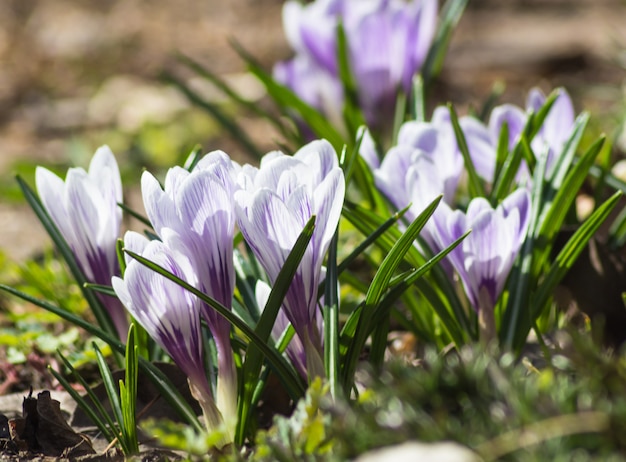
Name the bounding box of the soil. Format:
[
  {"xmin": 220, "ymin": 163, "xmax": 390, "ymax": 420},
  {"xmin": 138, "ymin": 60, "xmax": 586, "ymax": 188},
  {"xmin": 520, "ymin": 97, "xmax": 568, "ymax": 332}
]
[{"xmin": 0, "ymin": 0, "xmax": 625, "ymax": 459}]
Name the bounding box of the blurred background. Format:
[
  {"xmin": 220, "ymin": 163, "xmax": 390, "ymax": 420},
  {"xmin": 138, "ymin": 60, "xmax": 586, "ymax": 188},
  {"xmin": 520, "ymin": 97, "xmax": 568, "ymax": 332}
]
[{"xmin": 0, "ymin": 0, "xmax": 625, "ymax": 261}]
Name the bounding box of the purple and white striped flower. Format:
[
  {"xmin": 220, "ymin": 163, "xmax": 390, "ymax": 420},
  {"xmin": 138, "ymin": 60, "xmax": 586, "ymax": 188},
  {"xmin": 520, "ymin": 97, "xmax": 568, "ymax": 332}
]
[
  {"xmin": 373, "ymin": 145, "xmax": 446, "ymax": 248},
  {"xmin": 235, "ymin": 139, "xmax": 344, "ymax": 379},
  {"xmin": 489, "ymin": 87, "xmax": 575, "ymax": 181},
  {"xmin": 432, "ymin": 189, "xmax": 531, "ymax": 340},
  {"xmin": 112, "ymin": 233, "xmax": 225, "ymax": 435},
  {"xmin": 35, "ymin": 146, "xmax": 128, "ymax": 338},
  {"xmin": 275, "ymin": 0, "xmax": 437, "ymax": 127},
  {"xmin": 140, "ymin": 150, "xmax": 240, "ymax": 434}
]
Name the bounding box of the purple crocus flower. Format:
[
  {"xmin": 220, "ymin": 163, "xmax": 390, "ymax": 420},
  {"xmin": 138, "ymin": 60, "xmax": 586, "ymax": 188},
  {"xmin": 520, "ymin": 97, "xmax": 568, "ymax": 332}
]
[
  {"xmin": 429, "ymin": 106, "xmax": 496, "ymax": 184},
  {"xmin": 141, "ymin": 150, "xmax": 239, "ymax": 434},
  {"xmin": 488, "ymin": 87, "xmax": 575, "ymax": 181},
  {"xmin": 274, "ymin": 53, "xmax": 345, "ymax": 131},
  {"xmin": 275, "ymin": 0, "xmax": 437, "ymax": 127},
  {"xmin": 35, "ymin": 146, "xmax": 128, "ymax": 338},
  {"xmin": 112, "ymin": 233, "xmax": 225, "ymax": 436},
  {"xmin": 235, "ymin": 139, "xmax": 345, "ymax": 379},
  {"xmin": 432, "ymin": 189, "xmax": 531, "ymax": 340},
  {"xmin": 373, "ymin": 145, "xmax": 445, "ymax": 248},
  {"xmin": 526, "ymin": 87, "xmax": 575, "ymax": 173}
]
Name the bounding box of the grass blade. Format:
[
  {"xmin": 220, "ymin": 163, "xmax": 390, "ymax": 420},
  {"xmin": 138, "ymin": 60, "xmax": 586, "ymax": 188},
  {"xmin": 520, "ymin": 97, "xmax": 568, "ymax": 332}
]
[
  {"xmin": 532, "ymin": 191, "xmax": 622, "ymax": 316},
  {"xmin": 422, "ymin": 0, "xmax": 468, "ymax": 86},
  {"xmin": 448, "ymin": 104, "xmax": 486, "ymax": 198}
]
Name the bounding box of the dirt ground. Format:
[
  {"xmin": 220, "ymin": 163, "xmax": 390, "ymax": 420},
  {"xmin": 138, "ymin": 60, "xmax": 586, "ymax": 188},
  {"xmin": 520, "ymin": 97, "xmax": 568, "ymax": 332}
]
[{"xmin": 0, "ymin": 0, "xmax": 625, "ymax": 260}]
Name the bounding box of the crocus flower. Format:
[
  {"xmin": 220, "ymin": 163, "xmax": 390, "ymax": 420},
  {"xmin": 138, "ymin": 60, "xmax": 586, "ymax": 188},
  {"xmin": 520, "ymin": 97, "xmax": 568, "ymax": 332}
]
[
  {"xmin": 526, "ymin": 87, "xmax": 575, "ymax": 174},
  {"xmin": 364, "ymin": 106, "xmax": 488, "ymax": 249},
  {"xmin": 112, "ymin": 233, "xmax": 225, "ymax": 437},
  {"xmin": 489, "ymin": 87, "xmax": 575, "ymax": 181},
  {"xmin": 235, "ymin": 139, "xmax": 345, "ymax": 379},
  {"xmin": 273, "ymin": 52, "xmax": 344, "ymax": 131},
  {"xmin": 364, "ymin": 105, "xmax": 495, "ymax": 202},
  {"xmin": 373, "ymin": 145, "xmax": 446, "ymax": 249},
  {"xmin": 275, "ymin": 0, "xmax": 437, "ymax": 127},
  {"xmin": 35, "ymin": 146, "xmax": 128, "ymax": 338},
  {"xmin": 432, "ymin": 189, "xmax": 531, "ymax": 341},
  {"xmin": 141, "ymin": 150, "xmax": 239, "ymax": 435}
]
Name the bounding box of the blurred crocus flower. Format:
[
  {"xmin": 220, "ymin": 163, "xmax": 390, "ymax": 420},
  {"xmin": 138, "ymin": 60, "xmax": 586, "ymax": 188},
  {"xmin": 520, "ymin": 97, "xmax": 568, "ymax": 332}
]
[
  {"xmin": 364, "ymin": 107, "xmax": 480, "ymax": 248},
  {"xmin": 373, "ymin": 146, "xmax": 445, "ymax": 248},
  {"xmin": 275, "ymin": 0, "xmax": 437, "ymax": 127},
  {"xmin": 433, "ymin": 189, "xmax": 531, "ymax": 340},
  {"xmin": 141, "ymin": 151, "xmax": 240, "ymax": 435},
  {"xmin": 112, "ymin": 233, "xmax": 226, "ymax": 438},
  {"xmin": 35, "ymin": 146, "xmax": 128, "ymax": 338},
  {"xmin": 489, "ymin": 87, "xmax": 575, "ymax": 181},
  {"xmin": 235, "ymin": 139, "xmax": 344, "ymax": 380},
  {"xmin": 363, "ymin": 105, "xmax": 494, "ymax": 201},
  {"xmin": 274, "ymin": 53, "xmax": 345, "ymax": 131},
  {"xmin": 526, "ymin": 87, "xmax": 575, "ymax": 172}
]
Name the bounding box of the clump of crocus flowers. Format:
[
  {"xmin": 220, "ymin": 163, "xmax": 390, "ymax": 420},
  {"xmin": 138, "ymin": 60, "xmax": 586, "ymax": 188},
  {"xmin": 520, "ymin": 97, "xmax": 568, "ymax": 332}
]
[
  {"xmin": 364, "ymin": 86, "xmax": 575, "ymax": 342},
  {"xmin": 32, "ymin": 79, "xmax": 580, "ymax": 445},
  {"xmin": 37, "ymin": 140, "xmax": 344, "ymax": 443},
  {"xmin": 275, "ymin": 0, "xmax": 437, "ymax": 128}
]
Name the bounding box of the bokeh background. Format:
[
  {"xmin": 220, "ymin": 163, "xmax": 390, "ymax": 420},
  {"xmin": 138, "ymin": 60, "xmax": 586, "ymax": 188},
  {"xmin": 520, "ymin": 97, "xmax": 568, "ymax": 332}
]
[{"xmin": 0, "ymin": 0, "xmax": 625, "ymax": 261}]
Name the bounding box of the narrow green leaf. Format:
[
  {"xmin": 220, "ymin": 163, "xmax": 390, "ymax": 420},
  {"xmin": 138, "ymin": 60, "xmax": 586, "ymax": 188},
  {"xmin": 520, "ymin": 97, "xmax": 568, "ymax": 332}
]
[
  {"xmin": 365, "ymin": 195, "xmax": 442, "ymax": 307},
  {"xmin": 337, "ymin": 205, "xmax": 409, "ymax": 277},
  {"xmin": 589, "ymin": 164, "xmax": 626, "ymax": 195},
  {"xmin": 392, "ymin": 89, "xmax": 408, "ymax": 145},
  {"xmin": 532, "ymin": 191, "xmax": 622, "ymax": 315},
  {"xmin": 182, "ymin": 144, "xmax": 203, "ymax": 171},
  {"xmin": 421, "ymin": 0, "xmax": 468, "ymax": 86},
  {"xmin": 122, "ymin": 324, "xmax": 139, "ymax": 454},
  {"xmin": 342, "ymin": 196, "xmax": 443, "ymax": 391},
  {"xmin": 369, "ymin": 229, "xmax": 470, "ymax": 368},
  {"xmin": 342, "ymin": 200, "xmax": 471, "ymax": 336},
  {"xmin": 94, "ymin": 343, "xmax": 124, "ymax": 430},
  {"xmin": 448, "ymin": 104, "xmax": 486, "ymax": 198},
  {"xmin": 250, "ymin": 324, "xmax": 297, "ymax": 409},
  {"xmin": 493, "ymin": 120, "xmax": 509, "ymax": 185},
  {"xmin": 323, "ymin": 229, "xmax": 340, "ymax": 399},
  {"xmin": 411, "ymin": 74, "xmax": 425, "ymax": 122},
  {"xmin": 53, "ymin": 353, "xmax": 118, "ymax": 442},
  {"xmin": 536, "ymin": 135, "xmax": 604, "ymax": 253},
  {"xmin": 84, "ymin": 283, "xmax": 116, "ymax": 297},
  {"xmin": 526, "ymin": 90, "xmax": 559, "ymax": 141},
  {"xmin": 116, "ymin": 238, "xmax": 127, "ymax": 276},
  {"xmin": 608, "ymin": 205, "xmax": 626, "ymax": 249},
  {"xmin": 48, "ymin": 366, "xmax": 119, "ymax": 442},
  {"xmin": 336, "ymin": 21, "xmax": 366, "ymax": 140},
  {"xmin": 501, "ymin": 151, "xmax": 548, "ymax": 350},
  {"xmin": 117, "ymin": 202, "xmax": 153, "ymax": 228}
]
